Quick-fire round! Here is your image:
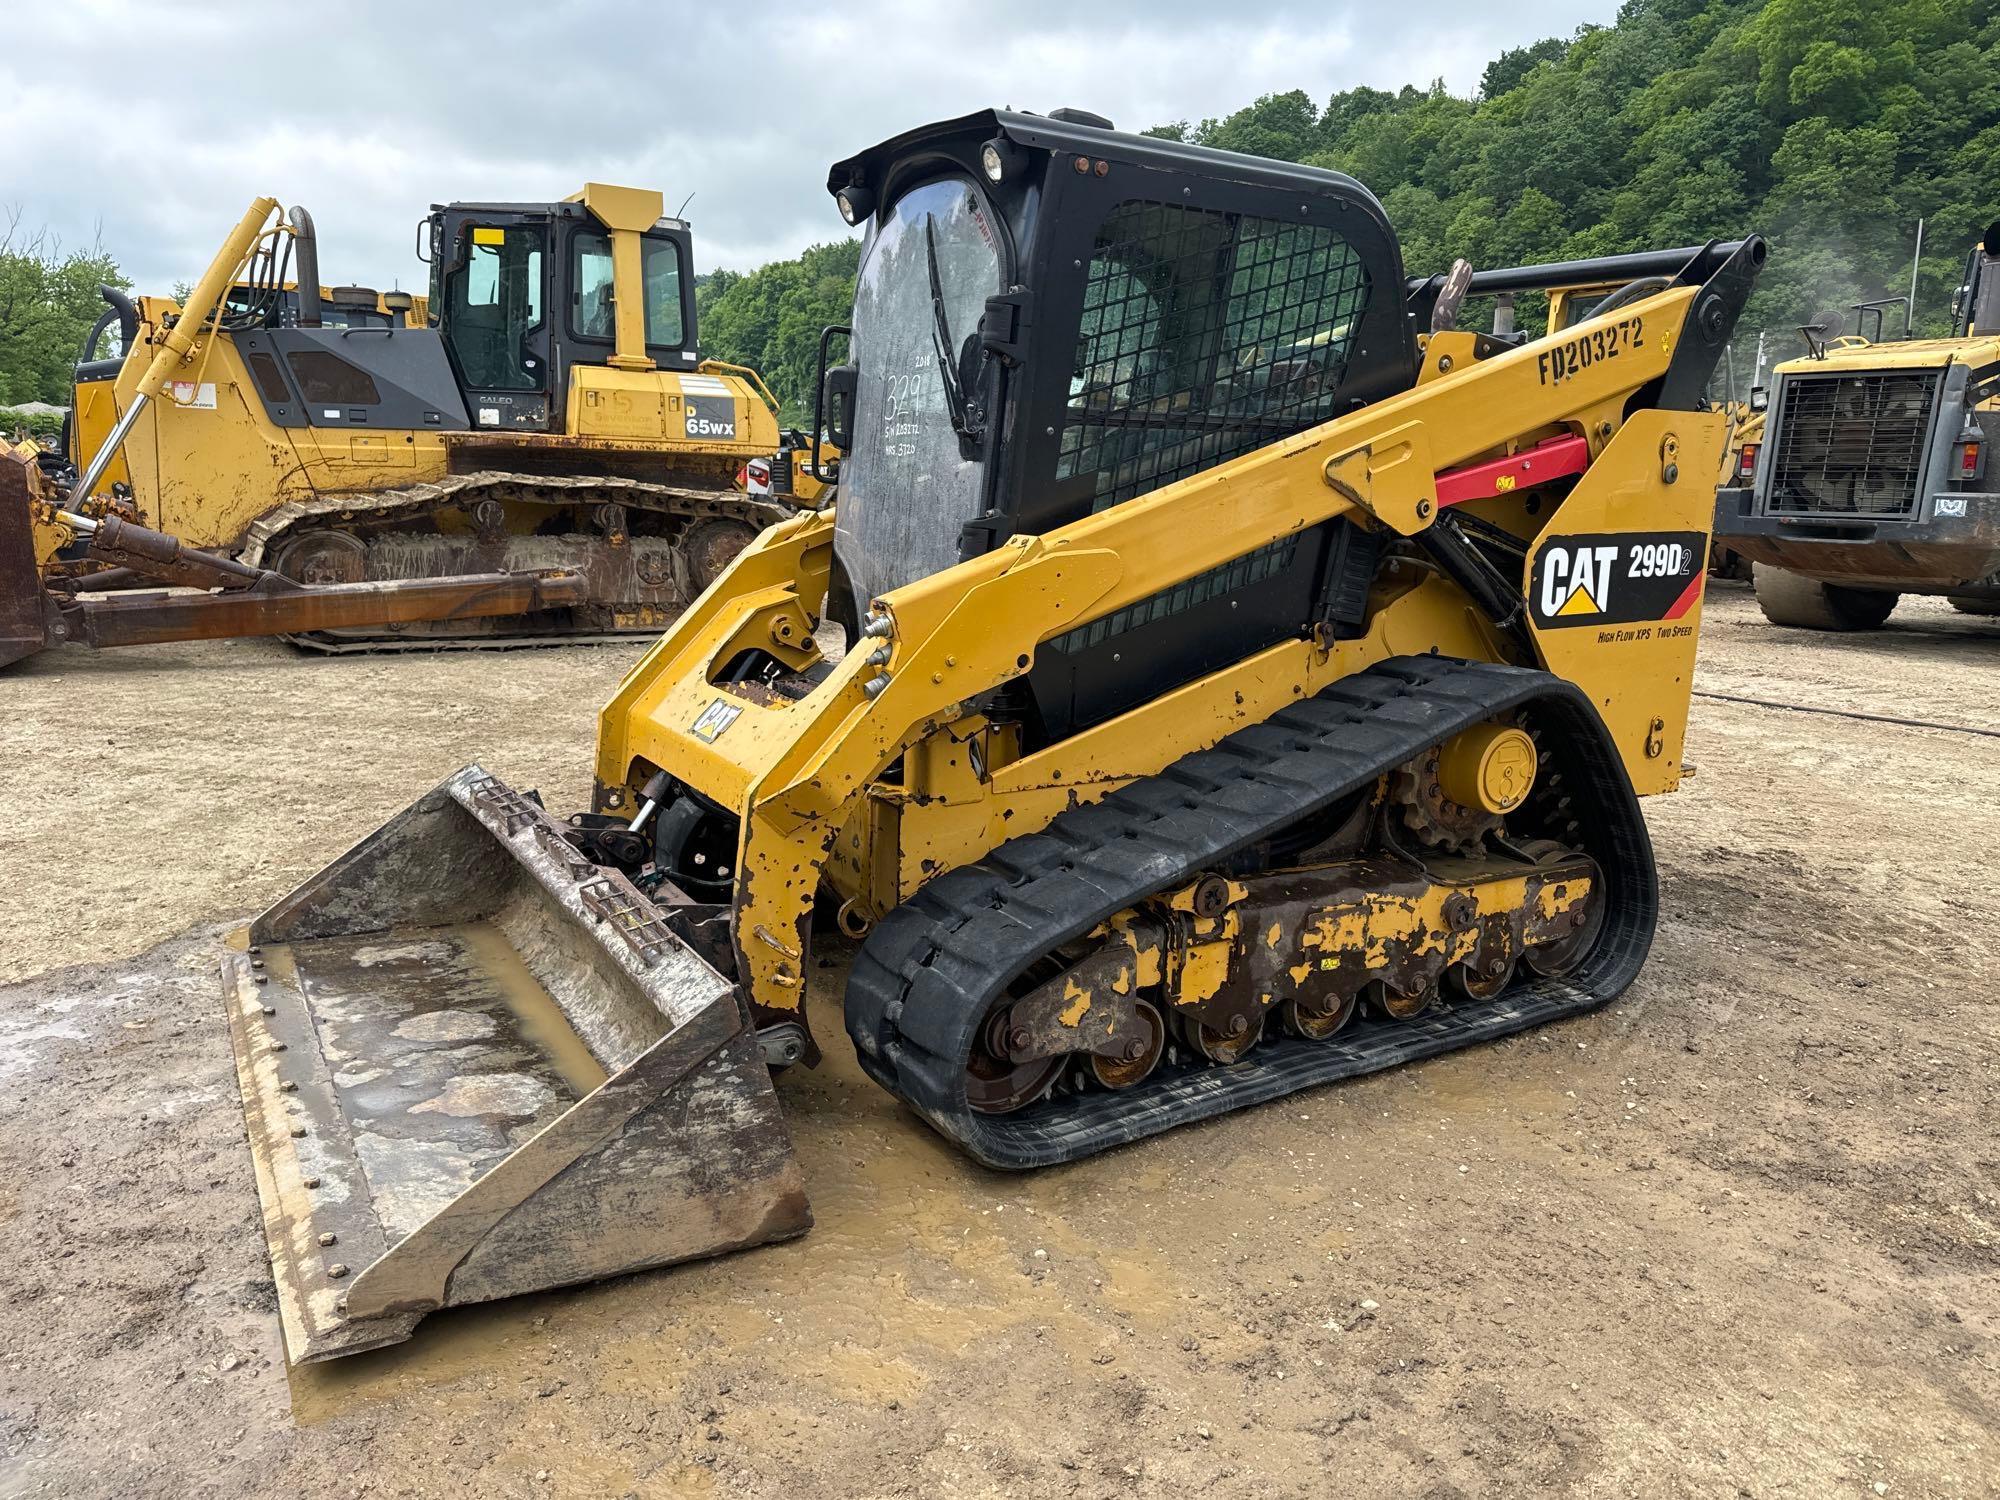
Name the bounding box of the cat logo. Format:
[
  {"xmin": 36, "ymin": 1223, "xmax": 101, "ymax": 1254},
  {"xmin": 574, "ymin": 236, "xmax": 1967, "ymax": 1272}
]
[
  {"xmin": 1539, "ymin": 543, "xmax": 1620, "ymax": 620},
  {"xmin": 690, "ymin": 697, "xmax": 742, "ymax": 743},
  {"xmin": 1529, "ymin": 530, "xmax": 1706, "ymax": 632}
]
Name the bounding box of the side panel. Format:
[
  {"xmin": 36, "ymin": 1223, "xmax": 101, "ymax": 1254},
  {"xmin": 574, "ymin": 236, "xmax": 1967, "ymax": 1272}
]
[
  {"xmin": 69, "ymin": 362, "xmax": 131, "ymax": 497},
  {"xmin": 1525, "ymin": 409, "xmax": 1723, "ymax": 795},
  {"xmin": 122, "ymin": 341, "xmax": 323, "ymax": 543},
  {"xmin": 115, "ymin": 333, "xmax": 453, "ymax": 547},
  {"xmin": 565, "ymin": 365, "xmax": 780, "ymax": 457},
  {"xmin": 238, "ymin": 327, "xmax": 470, "ymax": 432}
]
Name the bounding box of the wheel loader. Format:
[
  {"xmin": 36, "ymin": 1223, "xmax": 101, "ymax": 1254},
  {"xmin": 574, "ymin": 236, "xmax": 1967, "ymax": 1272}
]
[
  {"xmin": 1716, "ymin": 221, "xmax": 2000, "ymax": 628},
  {"xmin": 214, "ymin": 107, "xmax": 1764, "ymax": 1364},
  {"xmin": 13, "ymin": 184, "xmax": 816, "ymax": 662}
]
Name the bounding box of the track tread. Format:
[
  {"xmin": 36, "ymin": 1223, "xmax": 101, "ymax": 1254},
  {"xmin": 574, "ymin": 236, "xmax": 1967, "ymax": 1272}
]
[
  {"xmin": 843, "ymin": 655, "xmax": 1657, "ymax": 1169},
  {"xmin": 241, "ymin": 469, "xmax": 794, "ymax": 652}
]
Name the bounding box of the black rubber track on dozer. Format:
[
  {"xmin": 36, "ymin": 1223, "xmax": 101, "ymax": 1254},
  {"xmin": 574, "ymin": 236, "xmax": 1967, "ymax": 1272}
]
[{"xmin": 844, "ymin": 655, "xmax": 1658, "ymax": 1170}]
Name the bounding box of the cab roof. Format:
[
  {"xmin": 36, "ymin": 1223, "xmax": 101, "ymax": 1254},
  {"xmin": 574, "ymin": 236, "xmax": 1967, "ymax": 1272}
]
[
  {"xmin": 826, "ymin": 107, "xmax": 1393, "ymax": 231},
  {"xmin": 1774, "ymin": 333, "xmax": 2000, "ymax": 374}
]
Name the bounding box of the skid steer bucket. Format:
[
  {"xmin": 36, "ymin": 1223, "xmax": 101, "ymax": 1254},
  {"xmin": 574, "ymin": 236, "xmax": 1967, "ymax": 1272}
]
[{"xmin": 219, "ymin": 766, "xmax": 810, "ymax": 1364}]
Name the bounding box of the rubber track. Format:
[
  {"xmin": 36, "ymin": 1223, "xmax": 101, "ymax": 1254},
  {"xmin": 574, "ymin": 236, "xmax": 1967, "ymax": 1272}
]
[{"xmin": 844, "ymin": 655, "xmax": 1658, "ymax": 1170}]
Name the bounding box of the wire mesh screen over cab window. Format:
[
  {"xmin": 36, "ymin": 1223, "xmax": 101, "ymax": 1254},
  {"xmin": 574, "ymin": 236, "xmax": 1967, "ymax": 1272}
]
[{"xmin": 1057, "ymin": 202, "xmax": 1373, "ymax": 511}]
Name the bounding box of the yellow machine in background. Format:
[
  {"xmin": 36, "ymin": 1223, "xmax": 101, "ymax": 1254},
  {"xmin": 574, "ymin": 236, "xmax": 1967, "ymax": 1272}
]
[
  {"xmin": 217, "ymin": 109, "xmax": 1764, "ymax": 1365},
  {"xmin": 1717, "ymin": 221, "xmax": 2000, "ymax": 626},
  {"xmin": 63, "ymin": 281, "xmax": 428, "ymax": 522},
  {"xmin": 48, "ymin": 186, "xmax": 809, "ymax": 650}
]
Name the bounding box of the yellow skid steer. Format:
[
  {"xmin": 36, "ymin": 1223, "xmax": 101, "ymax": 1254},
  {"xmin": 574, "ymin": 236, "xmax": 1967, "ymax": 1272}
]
[{"xmin": 221, "ymin": 107, "xmax": 1765, "ymax": 1364}]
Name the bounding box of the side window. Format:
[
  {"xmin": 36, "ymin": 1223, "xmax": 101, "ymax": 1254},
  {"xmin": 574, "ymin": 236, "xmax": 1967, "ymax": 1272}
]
[
  {"xmin": 642, "ymin": 238, "xmax": 684, "ymax": 346},
  {"xmin": 446, "ymin": 224, "xmax": 544, "ymax": 391},
  {"xmin": 572, "ymin": 231, "xmax": 617, "ymax": 339},
  {"xmin": 571, "ymin": 231, "xmax": 687, "ymax": 347},
  {"xmin": 1057, "ymin": 201, "xmax": 1372, "ymax": 511},
  {"xmin": 426, "ymin": 217, "xmax": 443, "ymax": 328},
  {"xmin": 286, "ymin": 350, "xmax": 382, "ymax": 406}
]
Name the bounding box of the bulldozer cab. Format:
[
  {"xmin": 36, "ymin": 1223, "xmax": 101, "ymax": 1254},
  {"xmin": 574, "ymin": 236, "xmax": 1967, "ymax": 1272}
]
[
  {"xmin": 153, "ymin": 185, "xmax": 706, "ymax": 448},
  {"xmin": 819, "ymin": 108, "xmax": 1418, "ymax": 730},
  {"xmin": 424, "ymin": 187, "xmax": 700, "ymax": 432}
]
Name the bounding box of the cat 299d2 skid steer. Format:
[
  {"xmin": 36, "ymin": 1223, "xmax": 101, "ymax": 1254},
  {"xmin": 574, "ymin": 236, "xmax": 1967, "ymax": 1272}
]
[{"xmin": 219, "ymin": 108, "xmax": 1763, "ymax": 1364}]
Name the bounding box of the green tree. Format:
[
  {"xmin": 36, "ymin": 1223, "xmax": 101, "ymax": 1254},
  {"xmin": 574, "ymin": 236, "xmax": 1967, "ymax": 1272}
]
[
  {"xmin": 698, "ymin": 238, "xmax": 860, "ymax": 423},
  {"xmin": 440, "ymin": 0, "xmax": 2000, "ymax": 399},
  {"xmin": 1480, "ymin": 36, "xmax": 1571, "ymax": 99},
  {"xmin": 0, "ymin": 213, "xmax": 129, "ymax": 405}
]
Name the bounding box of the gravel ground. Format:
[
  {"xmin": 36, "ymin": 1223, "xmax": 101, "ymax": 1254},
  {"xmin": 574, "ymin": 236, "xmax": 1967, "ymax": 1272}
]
[{"xmin": 0, "ymin": 585, "xmax": 1995, "ymax": 1499}]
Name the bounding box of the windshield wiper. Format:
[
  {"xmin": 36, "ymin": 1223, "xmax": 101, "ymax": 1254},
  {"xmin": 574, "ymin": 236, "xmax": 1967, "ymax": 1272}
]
[{"xmin": 923, "ymin": 218, "xmax": 979, "ymax": 446}]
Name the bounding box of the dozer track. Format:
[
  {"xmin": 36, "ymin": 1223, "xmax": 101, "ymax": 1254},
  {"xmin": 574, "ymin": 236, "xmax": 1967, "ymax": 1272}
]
[
  {"xmin": 237, "ymin": 470, "xmax": 792, "ymax": 652},
  {"xmin": 844, "ymin": 656, "xmax": 1657, "ymax": 1170}
]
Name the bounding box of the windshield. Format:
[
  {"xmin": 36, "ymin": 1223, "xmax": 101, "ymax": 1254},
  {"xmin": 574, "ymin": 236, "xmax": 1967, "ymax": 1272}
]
[{"xmin": 835, "ymin": 176, "xmax": 1000, "ymax": 606}]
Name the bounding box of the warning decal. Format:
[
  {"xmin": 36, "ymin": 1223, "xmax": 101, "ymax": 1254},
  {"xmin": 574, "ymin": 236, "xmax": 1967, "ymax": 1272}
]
[{"xmin": 1528, "ymin": 531, "xmax": 1706, "ymax": 631}]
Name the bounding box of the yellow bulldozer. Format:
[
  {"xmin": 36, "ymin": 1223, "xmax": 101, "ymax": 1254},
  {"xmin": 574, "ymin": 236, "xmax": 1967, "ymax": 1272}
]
[
  {"xmin": 213, "ymin": 107, "xmax": 1764, "ymax": 1364},
  {"xmin": 3, "ymin": 185, "xmax": 830, "ymax": 666},
  {"xmin": 61, "ymin": 277, "xmax": 431, "ymax": 509}
]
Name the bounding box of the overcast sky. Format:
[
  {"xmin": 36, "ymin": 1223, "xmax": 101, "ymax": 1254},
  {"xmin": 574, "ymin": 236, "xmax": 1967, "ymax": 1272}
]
[{"xmin": 5, "ymin": 0, "xmax": 1614, "ymax": 295}]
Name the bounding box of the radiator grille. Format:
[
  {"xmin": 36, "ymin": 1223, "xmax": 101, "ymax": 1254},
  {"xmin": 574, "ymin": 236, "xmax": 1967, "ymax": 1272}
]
[{"xmin": 1765, "ymin": 370, "xmax": 1939, "ymax": 518}]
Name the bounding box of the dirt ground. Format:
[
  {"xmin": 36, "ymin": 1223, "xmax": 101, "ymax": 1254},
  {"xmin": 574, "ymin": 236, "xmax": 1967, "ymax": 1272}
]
[{"xmin": 0, "ymin": 586, "xmax": 1995, "ymax": 1499}]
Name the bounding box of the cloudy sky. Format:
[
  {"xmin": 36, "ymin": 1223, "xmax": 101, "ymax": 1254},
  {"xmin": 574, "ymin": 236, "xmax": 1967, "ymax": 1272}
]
[{"xmin": 5, "ymin": 0, "xmax": 1613, "ymax": 294}]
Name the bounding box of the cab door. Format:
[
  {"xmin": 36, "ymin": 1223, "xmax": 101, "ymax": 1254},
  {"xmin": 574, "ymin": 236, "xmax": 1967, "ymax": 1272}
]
[{"xmin": 437, "ymin": 213, "xmax": 554, "ymax": 431}]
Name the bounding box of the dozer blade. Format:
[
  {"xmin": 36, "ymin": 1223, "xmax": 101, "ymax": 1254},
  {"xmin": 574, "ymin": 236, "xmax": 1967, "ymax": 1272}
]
[
  {"xmin": 219, "ymin": 766, "xmax": 810, "ymax": 1364},
  {"xmin": 0, "ymin": 448, "xmax": 54, "ymax": 668}
]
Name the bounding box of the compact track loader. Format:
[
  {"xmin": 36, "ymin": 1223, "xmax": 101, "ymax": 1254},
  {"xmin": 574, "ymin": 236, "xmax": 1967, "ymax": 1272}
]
[
  {"xmin": 221, "ymin": 108, "xmax": 1764, "ymax": 1364},
  {"xmin": 24, "ymin": 184, "xmax": 811, "ymax": 659}
]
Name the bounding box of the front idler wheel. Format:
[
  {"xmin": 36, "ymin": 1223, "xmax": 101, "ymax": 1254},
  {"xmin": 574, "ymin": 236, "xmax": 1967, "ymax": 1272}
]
[
  {"xmin": 683, "ymin": 519, "xmax": 760, "ymax": 590},
  {"xmin": 965, "ymin": 962, "xmax": 1067, "ymax": 1115},
  {"xmin": 965, "ymin": 1038, "xmax": 1064, "ymax": 1115}
]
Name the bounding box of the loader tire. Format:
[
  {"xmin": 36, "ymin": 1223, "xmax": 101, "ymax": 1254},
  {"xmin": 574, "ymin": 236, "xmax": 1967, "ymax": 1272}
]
[
  {"xmin": 1752, "ymin": 564, "xmax": 1899, "ymax": 631},
  {"xmin": 1947, "ymin": 594, "xmax": 2000, "ymax": 616}
]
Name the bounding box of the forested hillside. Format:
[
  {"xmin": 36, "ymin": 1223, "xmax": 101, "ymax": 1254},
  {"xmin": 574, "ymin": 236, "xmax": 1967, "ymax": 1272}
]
[
  {"xmin": 694, "ymin": 240, "xmax": 860, "ymax": 426},
  {"xmin": 700, "ymin": 0, "xmax": 2000, "ymax": 411}
]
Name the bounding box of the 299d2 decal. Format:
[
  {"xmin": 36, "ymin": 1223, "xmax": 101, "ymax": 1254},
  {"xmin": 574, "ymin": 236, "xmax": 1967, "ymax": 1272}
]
[{"xmin": 1529, "ymin": 530, "xmax": 1707, "ymax": 633}]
